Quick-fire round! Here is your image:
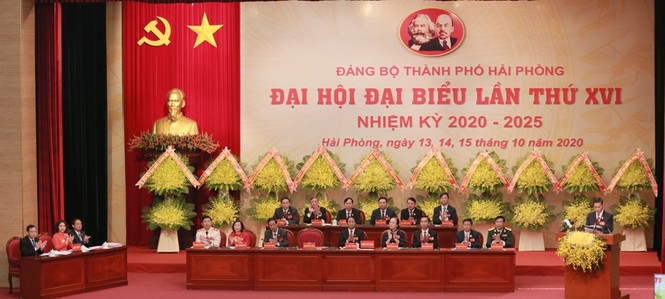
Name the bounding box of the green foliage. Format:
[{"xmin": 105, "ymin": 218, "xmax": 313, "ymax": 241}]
[
  {"xmin": 128, "ymin": 131, "xmax": 219, "ymax": 153},
  {"xmin": 252, "ymin": 154, "xmax": 295, "ymax": 195},
  {"xmin": 143, "ymin": 155, "xmax": 194, "ymax": 197},
  {"xmin": 463, "ymin": 192, "xmax": 510, "ymax": 223},
  {"xmin": 142, "ymin": 196, "xmax": 196, "ymax": 231},
  {"xmin": 205, "ymin": 157, "xmax": 245, "ymax": 192},
  {"xmin": 614, "ymin": 159, "xmax": 653, "ymax": 192},
  {"xmin": 203, "ymin": 193, "xmax": 240, "ymax": 228},
  {"xmin": 512, "ymin": 154, "xmax": 554, "ymax": 195},
  {"xmin": 413, "ymin": 156, "xmax": 457, "ymax": 195},
  {"xmin": 613, "ymin": 193, "xmax": 655, "ymax": 229},
  {"xmin": 560, "ymin": 156, "xmax": 604, "ymax": 193},
  {"xmin": 511, "ymin": 195, "xmax": 555, "ymax": 230},
  {"xmin": 463, "ymin": 151, "xmax": 507, "ymax": 193}
]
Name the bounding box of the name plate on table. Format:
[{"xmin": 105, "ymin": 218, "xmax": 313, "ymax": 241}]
[
  {"xmin": 360, "ymin": 240, "xmax": 375, "ymax": 249},
  {"xmin": 264, "ymin": 242, "xmax": 276, "ymax": 248},
  {"xmin": 440, "ymin": 220, "xmax": 454, "ymax": 227},
  {"xmin": 277, "ymin": 219, "xmax": 288, "ymax": 226},
  {"xmin": 192, "ymin": 242, "xmax": 205, "ymax": 249},
  {"xmin": 454, "ymin": 243, "xmax": 468, "ymax": 250},
  {"xmin": 338, "ymin": 219, "xmax": 347, "ymax": 225},
  {"xmin": 344, "ymin": 242, "xmax": 358, "ymax": 249},
  {"xmin": 311, "ymin": 219, "xmax": 324, "ymax": 226},
  {"xmin": 386, "ymin": 243, "xmax": 399, "ymax": 250},
  {"xmin": 303, "ymin": 242, "xmax": 316, "ymax": 249},
  {"xmin": 235, "ymin": 242, "xmax": 248, "ymax": 249},
  {"xmin": 71, "ymin": 244, "xmax": 82, "ymax": 251},
  {"xmin": 490, "ymin": 243, "xmax": 504, "ymax": 250},
  {"xmin": 400, "ymin": 220, "xmax": 415, "ymax": 227},
  {"xmin": 421, "ymin": 243, "xmax": 434, "ymax": 250},
  {"xmin": 374, "ymin": 221, "xmax": 388, "ymax": 227}
]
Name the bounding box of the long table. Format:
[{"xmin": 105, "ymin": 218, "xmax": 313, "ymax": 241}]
[
  {"xmin": 186, "ymin": 247, "xmax": 515, "ymax": 292},
  {"xmin": 269, "ymin": 225, "xmax": 458, "ymax": 248},
  {"xmin": 20, "ymin": 246, "xmax": 128, "ymax": 299}
]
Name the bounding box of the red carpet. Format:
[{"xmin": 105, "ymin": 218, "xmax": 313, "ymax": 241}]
[{"xmin": 127, "ymin": 246, "xmax": 661, "ymax": 276}]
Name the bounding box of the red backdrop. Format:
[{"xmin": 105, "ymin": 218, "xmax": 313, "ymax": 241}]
[{"xmin": 122, "ymin": 1, "xmax": 240, "ymax": 245}]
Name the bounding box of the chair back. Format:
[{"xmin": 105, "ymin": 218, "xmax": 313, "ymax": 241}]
[
  {"xmin": 39, "ymin": 234, "xmax": 53, "ymax": 253},
  {"xmin": 219, "ymin": 231, "xmax": 227, "ymax": 248},
  {"xmin": 477, "ymin": 231, "xmax": 484, "ymax": 248},
  {"xmin": 325, "ymin": 210, "xmax": 332, "ymax": 224},
  {"xmin": 6, "ymin": 237, "xmax": 21, "ymax": 273},
  {"xmin": 359, "ymin": 210, "xmax": 366, "ymax": 224},
  {"xmin": 297, "ymin": 228, "xmax": 324, "ymax": 247},
  {"xmin": 246, "ymin": 230, "xmax": 257, "ymax": 248},
  {"xmin": 284, "ymin": 229, "xmax": 295, "ymax": 247}
]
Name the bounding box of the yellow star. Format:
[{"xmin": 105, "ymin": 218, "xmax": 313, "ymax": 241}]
[{"xmin": 188, "ymin": 13, "xmax": 223, "ymax": 48}]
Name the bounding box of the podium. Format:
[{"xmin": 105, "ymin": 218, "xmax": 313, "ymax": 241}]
[{"xmin": 556, "ymin": 232, "xmax": 625, "ymax": 299}]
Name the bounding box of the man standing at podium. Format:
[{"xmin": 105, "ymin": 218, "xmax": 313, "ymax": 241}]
[{"xmin": 585, "ymin": 198, "xmax": 613, "ymax": 234}]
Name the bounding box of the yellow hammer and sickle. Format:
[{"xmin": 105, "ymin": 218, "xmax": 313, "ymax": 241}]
[{"xmin": 137, "ymin": 16, "xmax": 171, "ymax": 47}]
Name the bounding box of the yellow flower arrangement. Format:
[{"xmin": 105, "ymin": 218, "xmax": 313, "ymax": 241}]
[
  {"xmin": 142, "ymin": 197, "xmax": 197, "ymax": 231},
  {"xmin": 252, "ymin": 155, "xmax": 295, "ymax": 195},
  {"xmin": 614, "ymin": 160, "xmax": 652, "ymax": 192},
  {"xmin": 613, "ymin": 194, "xmax": 655, "ymax": 229},
  {"xmin": 556, "ymin": 231, "xmax": 606, "ymax": 273},
  {"xmin": 561, "ymin": 156, "xmax": 604, "ymax": 193},
  {"xmin": 463, "ymin": 192, "xmax": 510, "ymax": 223},
  {"xmin": 144, "ymin": 155, "xmax": 193, "ymax": 197},
  {"xmin": 353, "ymin": 157, "xmax": 397, "ymax": 194},
  {"xmin": 463, "ymin": 151, "xmax": 507, "ymax": 193},
  {"xmin": 205, "ymin": 158, "xmax": 245, "ymax": 192},
  {"xmin": 512, "ymin": 154, "xmax": 554, "ymax": 195},
  {"xmin": 203, "ymin": 193, "xmax": 240, "ymax": 228},
  {"xmin": 511, "ymin": 196, "xmax": 554, "ymax": 230},
  {"xmin": 247, "ymin": 196, "xmax": 280, "ymax": 223},
  {"xmin": 562, "ymin": 194, "xmax": 592, "ymax": 229},
  {"xmin": 416, "ymin": 196, "xmax": 440, "ymax": 217},
  {"xmin": 413, "ymin": 157, "xmax": 457, "ymax": 195},
  {"xmin": 298, "ymin": 155, "xmax": 343, "ymax": 191}
]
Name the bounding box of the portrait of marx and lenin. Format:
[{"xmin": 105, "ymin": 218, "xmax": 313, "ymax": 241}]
[{"xmin": 399, "ymin": 8, "xmax": 465, "ymax": 56}]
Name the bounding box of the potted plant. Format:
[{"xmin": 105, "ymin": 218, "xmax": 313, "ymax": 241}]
[
  {"xmin": 613, "ymin": 193, "xmax": 655, "ymax": 251},
  {"xmin": 142, "ymin": 196, "xmax": 196, "ymax": 253}
]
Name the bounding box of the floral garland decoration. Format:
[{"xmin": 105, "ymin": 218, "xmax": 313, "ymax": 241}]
[
  {"xmin": 558, "ymin": 152, "xmax": 606, "ymax": 193},
  {"xmin": 248, "ymin": 148, "xmax": 296, "ymax": 194},
  {"xmin": 463, "ymin": 192, "xmax": 510, "ymax": 224},
  {"xmin": 345, "ymin": 149, "xmax": 404, "ymax": 194},
  {"xmin": 199, "ymin": 147, "xmax": 249, "ymax": 193},
  {"xmin": 203, "ymin": 193, "xmax": 240, "ymax": 228},
  {"xmin": 561, "ymin": 194, "xmax": 592, "ymax": 229},
  {"xmin": 142, "ymin": 196, "xmax": 197, "ymax": 231},
  {"xmin": 246, "ymin": 196, "xmax": 280, "ymax": 223},
  {"xmin": 509, "ymin": 149, "xmax": 558, "ymax": 195},
  {"xmin": 556, "ymin": 232, "xmax": 606, "ymax": 273},
  {"xmin": 408, "ymin": 148, "xmax": 458, "ymax": 195},
  {"xmin": 415, "ymin": 195, "xmax": 440, "ymax": 218},
  {"xmin": 511, "ymin": 195, "xmax": 555, "ymax": 231},
  {"xmin": 293, "ymin": 145, "xmax": 347, "ymax": 191},
  {"xmin": 128, "ymin": 131, "xmax": 219, "ymax": 153},
  {"xmin": 460, "ymin": 151, "xmax": 509, "ymax": 193},
  {"xmin": 613, "ymin": 193, "xmax": 655, "ymax": 229},
  {"xmin": 136, "ymin": 146, "xmax": 200, "ymax": 196},
  {"xmin": 608, "ymin": 149, "xmax": 658, "ymax": 196}
]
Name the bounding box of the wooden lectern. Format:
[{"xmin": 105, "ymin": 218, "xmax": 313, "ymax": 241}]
[{"xmin": 556, "ymin": 232, "xmax": 625, "ymax": 299}]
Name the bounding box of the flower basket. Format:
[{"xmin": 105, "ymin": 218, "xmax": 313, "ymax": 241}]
[
  {"xmin": 157, "ymin": 229, "xmax": 179, "ymax": 253},
  {"xmin": 345, "ymin": 149, "xmax": 404, "ymax": 193},
  {"xmin": 199, "ymin": 148, "xmax": 248, "ymax": 193},
  {"xmin": 511, "ymin": 195, "xmax": 554, "ymax": 251},
  {"xmin": 142, "ymin": 197, "xmax": 196, "ymax": 253},
  {"xmin": 556, "ymin": 232, "xmax": 606, "ymax": 273},
  {"xmin": 519, "ymin": 230, "xmax": 545, "ymax": 251},
  {"xmin": 246, "ymin": 196, "xmax": 280, "ymax": 223},
  {"xmin": 248, "ymin": 148, "xmax": 296, "ymax": 195},
  {"xmin": 613, "ymin": 194, "xmax": 654, "ymax": 252},
  {"xmin": 508, "ymin": 149, "xmax": 557, "ymax": 195},
  {"xmin": 463, "ymin": 192, "xmax": 510, "ymax": 224},
  {"xmin": 559, "ymin": 152, "xmax": 606, "ymax": 193},
  {"xmin": 203, "ymin": 193, "xmax": 240, "ymax": 228},
  {"xmin": 608, "ymin": 149, "xmax": 658, "ymax": 196},
  {"xmin": 408, "ymin": 148, "xmax": 458, "ymax": 194},
  {"xmin": 460, "ymin": 151, "xmax": 509, "ymax": 193},
  {"xmin": 561, "ymin": 194, "xmax": 592, "ymax": 230},
  {"xmin": 294, "ymin": 146, "xmax": 347, "ymax": 191},
  {"xmin": 136, "ymin": 147, "xmax": 200, "ymax": 197},
  {"xmin": 415, "ymin": 195, "xmax": 440, "ymax": 218}
]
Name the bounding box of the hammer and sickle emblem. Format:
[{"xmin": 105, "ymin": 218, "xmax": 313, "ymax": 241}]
[{"xmin": 137, "ymin": 16, "xmax": 171, "ymax": 47}]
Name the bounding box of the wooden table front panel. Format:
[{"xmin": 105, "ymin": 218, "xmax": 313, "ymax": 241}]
[
  {"xmin": 443, "ymin": 249, "xmax": 515, "ymax": 292},
  {"xmin": 375, "ymin": 251, "xmax": 444, "ymax": 291},
  {"xmin": 254, "ymin": 251, "xmax": 322, "ymax": 290},
  {"xmin": 322, "ymin": 252, "xmax": 375, "ymax": 291},
  {"xmin": 187, "ymin": 251, "xmax": 253, "ymax": 289},
  {"xmin": 86, "ymin": 248, "xmax": 128, "ymax": 291}
]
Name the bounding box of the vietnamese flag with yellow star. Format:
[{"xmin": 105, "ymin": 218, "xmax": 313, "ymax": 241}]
[{"xmin": 122, "ymin": 1, "xmax": 240, "ymax": 246}]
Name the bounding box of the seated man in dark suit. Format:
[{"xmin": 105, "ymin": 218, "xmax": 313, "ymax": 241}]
[
  {"xmin": 336, "ymin": 197, "xmax": 364, "ymax": 224},
  {"xmin": 263, "ymin": 218, "xmax": 289, "ymax": 247},
  {"xmin": 455, "ymin": 218, "xmax": 482, "ymax": 248},
  {"xmin": 69, "ymin": 218, "xmax": 91, "ymax": 245},
  {"xmin": 303, "ymin": 197, "xmax": 329, "ymax": 224},
  {"xmin": 412, "ymin": 216, "xmax": 438, "ymax": 249},
  {"xmin": 486, "ymin": 216, "xmax": 514, "ymax": 248},
  {"xmin": 338, "ymin": 217, "xmax": 365, "ymax": 248},
  {"xmin": 432, "ymin": 192, "xmax": 458, "ymax": 226},
  {"xmin": 381, "ymin": 217, "xmax": 407, "ymax": 248},
  {"xmin": 272, "ymin": 197, "xmax": 300, "ymax": 225},
  {"xmin": 400, "ymin": 197, "xmax": 425, "ymax": 225},
  {"xmin": 20, "ymin": 224, "xmax": 46, "ymax": 257},
  {"xmin": 370, "ymin": 197, "xmax": 397, "ymax": 225},
  {"xmin": 585, "ymin": 197, "xmax": 614, "ymax": 234}
]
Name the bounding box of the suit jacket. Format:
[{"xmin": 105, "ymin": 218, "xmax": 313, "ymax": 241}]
[
  {"xmin": 369, "ymin": 208, "xmax": 397, "ymax": 226},
  {"xmin": 69, "ymin": 230, "xmax": 89, "ymax": 245},
  {"xmin": 412, "ymin": 228, "xmax": 439, "ymax": 249},
  {"xmin": 432, "ymin": 205, "xmax": 458, "ymax": 226},
  {"xmin": 273, "ymin": 207, "xmax": 300, "ymax": 225},
  {"xmin": 455, "ymin": 230, "xmax": 482, "ymax": 249},
  {"xmin": 400, "ymin": 208, "xmax": 425, "ymax": 225},
  {"xmin": 263, "ymin": 228, "xmax": 289, "ymax": 247},
  {"xmin": 585, "ymin": 210, "xmax": 614, "ymax": 234},
  {"xmin": 20, "ymin": 236, "xmax": 42, "ymax": 257},
  {"xmin": 381, "ymin": 229, "xmax": 406, "ymax": 247},
  {"xmin": 420, "ymin": 37, "xmax": 458, "ymax": 51},
  {"xmin": 485, "ymin": 228, "xmax": 514, "ymax": 248},
  {"xmin": 303, "ymin": 207, "xmax": 329, "ymax": 224},
  {"xmin": 338, "ymin": 228, "xmax": 366, "ymax": 247},
  {"xmin": 336, "ymin": 208, "xmax": 364, "ymax": 224}
]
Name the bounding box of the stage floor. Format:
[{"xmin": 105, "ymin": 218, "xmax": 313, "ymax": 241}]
[{"xmin": 126, "ymin": 246, "xmax": 661, "ymax": 276}]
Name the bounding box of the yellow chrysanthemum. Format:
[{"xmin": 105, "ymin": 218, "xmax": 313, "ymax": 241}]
[
  {"xmin": 300, "ymin": 156, "xmax": 341, "ymax": 190},
  {"xmin": 616, "ymin": 161, "xmax": 651, "ymax": 192},
  {"xmin": 203, "ymin": 194, "xmax": 240, "ymax": 228},
  {"xmin": 512, "ymin": 198, "xmax": 552, "ymax": 230},
  {"xmin": 353, "ymin": 159, "xmax": 396, "ymax": 194},
  {"xmin": 206, "ymin": 159, "xmax": 244, "ymax": 192},
  {"xmin": 414, "ymin": 158, "xmax": 455, "ymax": 194},
  {"xmin": 614, "ymin": 194, "xmax": 655, "ymax": 229},
  {"xmin": 145, "ymin": 156, "xmax": 192, "ymax": 196},
  {"xmin": 254, "ymin": 160, "xmax": 289, "ymax": 194},
  {"xmin": 247, "ymin": 197, "xmax": 280, "ymax": 223},
  {"xmin": 556, "ymin": 232, "xmax": 606, "ymax": 273},
  {"xmin": 143, "ymin": 197, "xmax": 196, "ymax": 231},
  {"xmin": 514, "ymin": 161, "xmax": 552, "ymax": 195}
]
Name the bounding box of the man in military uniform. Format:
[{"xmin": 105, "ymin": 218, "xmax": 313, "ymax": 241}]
[
  {"xmin": 485, "ymin": 215, "xmax": 513, "ymax": 248},
  {"xmin": 195, "ymin": 215, "xmax": 222, "ymax": 248}
]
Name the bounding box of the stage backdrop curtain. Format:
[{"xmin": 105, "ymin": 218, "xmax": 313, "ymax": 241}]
[
  {"xmin": 122, "ymin": 1, "xmax": 240, "ymax": 245},
  {"xmin": 36, "ymin": 2, "xmax": 65, "ymax": 234},
  {"xmin": 61, "ymin": 3, "xmax": 108, "ymax": 245}
]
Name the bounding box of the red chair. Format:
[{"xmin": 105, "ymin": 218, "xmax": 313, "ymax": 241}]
[
  {"xmin": 297, "ymin": 228, "xmax": 324, "ymax": 247},
  {"xmin": 325, "ymin": 210, "xmax": 332, "ymax": 224},
  {"xmin": 284, "ymin": 229, "xmax": 295, "ymax": 247},
  {"xmin": 477, "ymin": 232, "xmax": 484, "ymax": 248},
  {"xmin": 246, "ymin": 230, "xmax": 257, "ymax": 248},
  {"xmin": 219, "ymin": 231, "xmax": 227, "ymax": 248},
  {"xmin": 359, "ymin": 210, "xmax": 366, "ymax": 224},
  {"xmin": 39, "ymin": 233, "xmax": 53, "ymax": 253},
  {"xmin": 6, "ymin": 237, "xmax": 20, "ymax": 294}
]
